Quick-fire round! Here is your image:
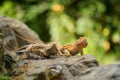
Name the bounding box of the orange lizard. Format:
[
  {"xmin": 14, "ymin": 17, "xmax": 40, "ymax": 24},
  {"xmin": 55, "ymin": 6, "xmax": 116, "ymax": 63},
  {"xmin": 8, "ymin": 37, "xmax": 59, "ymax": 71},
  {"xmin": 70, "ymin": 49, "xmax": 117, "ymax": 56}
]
[
  {"xmin": 16, "ymin": 37, "xmax": 88, "ymax": 59},
  {"xmin": 60, "ymin": 37, "xmax": 88, "ymax": 56}
]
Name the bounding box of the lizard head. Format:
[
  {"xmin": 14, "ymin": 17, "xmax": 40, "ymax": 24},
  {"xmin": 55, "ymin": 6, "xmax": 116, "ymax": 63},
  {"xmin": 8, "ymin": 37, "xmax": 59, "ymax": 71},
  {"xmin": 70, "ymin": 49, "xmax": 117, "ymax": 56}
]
[{"xmin": 75, "ymin": 37, "xmax": 88, "ymax": 48}]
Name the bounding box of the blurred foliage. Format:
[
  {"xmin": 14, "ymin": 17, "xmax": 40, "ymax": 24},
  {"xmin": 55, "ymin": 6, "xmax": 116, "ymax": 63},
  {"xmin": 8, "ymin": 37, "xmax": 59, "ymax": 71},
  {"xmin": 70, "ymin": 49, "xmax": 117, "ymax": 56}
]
[
  {"xmin": 0, "ymin": 0, "xmax": 120, "ymax": 64},
  {"xmin": 0, "ymin": 75, "xmax": 11, "ymax": 80}
]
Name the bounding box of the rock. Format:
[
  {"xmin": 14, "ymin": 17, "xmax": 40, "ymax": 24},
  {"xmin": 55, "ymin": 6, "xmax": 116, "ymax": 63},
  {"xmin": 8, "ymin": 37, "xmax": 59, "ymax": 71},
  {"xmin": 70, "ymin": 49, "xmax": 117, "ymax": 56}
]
[
  {"xmin": 0, "ymin": 17, "xmax": 44, "ymax": 45},
  {"xmin": 0, "ymin": 17, "xmax": 44, "ymax": 60},
  {"xmin": 12, "ymin": 54, "xmax": 99, "ymax": 80},
  {"xmin": 73, "ymin": 64, "xmax": 120, "ymax": 80},
  {"xmin": 12, "ymin": 54, "xmax": 120, "ymax": 80}
]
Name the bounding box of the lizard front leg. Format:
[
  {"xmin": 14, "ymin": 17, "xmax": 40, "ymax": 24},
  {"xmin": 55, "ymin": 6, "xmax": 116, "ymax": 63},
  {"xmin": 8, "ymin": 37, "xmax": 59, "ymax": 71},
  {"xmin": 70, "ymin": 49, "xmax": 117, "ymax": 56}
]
[{"xmin": 79, "ymin": 49, "xmax": 84, "ymax": 56}]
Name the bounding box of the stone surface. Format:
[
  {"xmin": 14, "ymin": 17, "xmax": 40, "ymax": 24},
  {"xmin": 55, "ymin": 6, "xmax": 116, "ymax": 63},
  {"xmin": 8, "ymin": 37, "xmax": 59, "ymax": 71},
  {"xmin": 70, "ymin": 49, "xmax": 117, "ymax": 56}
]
[
  {"xmin": 73, "ymin": 64, "xmax": 120, "ymax": 80},
  {"xmin": 0, "ymin": 17, "xmax": 44, "ymax": 60},
  {"xmin": 12, "ymin": 54, "xmax": 99, "ymax": 80},
  {"xmin": 0, "ymin": 17, "xmax": 44, "ymax": 45},
  {"xmin": 12, "ymin": 54, "xmax": 120, "ymax": 80}
]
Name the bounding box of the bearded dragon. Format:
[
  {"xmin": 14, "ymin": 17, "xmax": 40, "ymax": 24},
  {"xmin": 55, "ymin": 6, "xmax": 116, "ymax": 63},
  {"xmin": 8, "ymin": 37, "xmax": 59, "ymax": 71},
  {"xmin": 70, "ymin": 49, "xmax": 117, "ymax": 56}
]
[
  {"xmin": 60, "ymin": 37, "xmax": 88, "ymax": 56},
  {"xmin": 16, "ymin": 37, "xmax": 88, "ymax": 59}
]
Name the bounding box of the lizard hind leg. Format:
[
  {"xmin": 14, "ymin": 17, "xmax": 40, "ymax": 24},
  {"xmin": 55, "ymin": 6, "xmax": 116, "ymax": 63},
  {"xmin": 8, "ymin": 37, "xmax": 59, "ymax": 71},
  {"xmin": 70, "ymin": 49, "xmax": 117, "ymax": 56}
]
[{"xmin": 62, "ymin": 49, "xmax": 71, "ymax": 57}]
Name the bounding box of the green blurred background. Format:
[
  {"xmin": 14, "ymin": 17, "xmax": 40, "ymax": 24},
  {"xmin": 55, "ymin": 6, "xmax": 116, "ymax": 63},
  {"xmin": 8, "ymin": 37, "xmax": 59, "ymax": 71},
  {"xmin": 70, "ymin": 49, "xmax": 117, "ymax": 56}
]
[{"xmin": 0, "ymin": 0, "xmax": 120, "ymax": 64}]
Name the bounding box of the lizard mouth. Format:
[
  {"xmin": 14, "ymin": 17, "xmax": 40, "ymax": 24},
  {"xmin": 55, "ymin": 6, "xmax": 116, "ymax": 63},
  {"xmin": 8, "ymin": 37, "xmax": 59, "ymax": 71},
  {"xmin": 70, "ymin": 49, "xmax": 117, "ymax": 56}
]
[
  {"xmin": 83, "ymin": 42, "xmax": 88, "ymax": 47},
  {"xmin": 83, "ymin": 40, "xmax": 88, "ymax": 48}
]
